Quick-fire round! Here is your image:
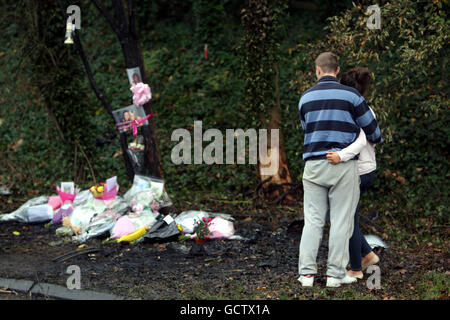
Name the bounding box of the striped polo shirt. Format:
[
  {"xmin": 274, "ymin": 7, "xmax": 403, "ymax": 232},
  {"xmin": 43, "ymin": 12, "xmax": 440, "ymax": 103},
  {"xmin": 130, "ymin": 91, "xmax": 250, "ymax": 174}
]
[{"xmin": 298, "ymin": 75, "xmax": 382, "ymax": 161}]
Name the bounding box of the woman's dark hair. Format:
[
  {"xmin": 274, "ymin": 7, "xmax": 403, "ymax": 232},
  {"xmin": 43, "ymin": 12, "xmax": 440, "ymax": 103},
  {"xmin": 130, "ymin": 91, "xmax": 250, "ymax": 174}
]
[{"xmin": 340, "ymin": 67, "xmax": 371, "ymax": 96}]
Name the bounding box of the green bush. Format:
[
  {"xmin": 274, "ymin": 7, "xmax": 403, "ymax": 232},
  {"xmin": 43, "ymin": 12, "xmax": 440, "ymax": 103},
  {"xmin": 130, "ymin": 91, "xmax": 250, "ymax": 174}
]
[
  {"xmin": 0, "ymin": 0, "xmax": 447, "ymax": 230},
  {"xmin": 289, "ymin": 0, "xmax": 449, "ymax": 224}
]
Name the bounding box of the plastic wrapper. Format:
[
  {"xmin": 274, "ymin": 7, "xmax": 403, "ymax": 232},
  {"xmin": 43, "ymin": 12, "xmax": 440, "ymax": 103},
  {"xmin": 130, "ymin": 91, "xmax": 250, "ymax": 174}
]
[
  {"xmin": 48, "ymin": 196, "xmax": 63, "ymax": 211},
  {"xmin": 0, "ymin": 196, "xmax": 49, "ymax": 223},
  {"xmin": 127, "ymin": 148, "xmax": 145, "ymax": 175},
  {"xmin": 123, "ymin": 175, "xmax": 172, "ymax": 210},
  {"xmin": 69, "ymin": 196, "xmax": 128, "ymax": 243},
  {"xmin": 69, "ymin": 199, "xmax": 108, "ymax": 229},
  {"xmin": 206, "ymin": 216, "xmax": 235, "ymax": 239},
  {"xmin": 109, "ymin": 195, "xmax": 161, "ymax": 239},
  {"xmin": 127, "ymin": 208, "xmax": 159, "ymax": 230},
  {"xmin": 145, "ymin": 220, "xmax": 180, "ymax": 241},
  {"xmin": 144, "ymin": 215, "xmax": 179, "ymax": 241},
  {"xmin": 72, "ymin": 209, "xmax": 123, "ymax": 243},
  {"xmin": 52, "ymin": 204, "xmax": 74, "ymax": 225},
  {"xmin": 57, "ymin": 187, "xmax": 77, "ymax": 203},
  {"xmin": 27, "ymin": 204, "xmax": 53, "ymax": 223},
  {"xmin": 174, "ymin": 210, "xmax": 210, "ymax": 234},
  {"xmin": 111, "ymin": 216, "xmax": 136, "ymax": 239},
  {"xmin": 364, "ymin": 234, "xmax": 388, "ymax": 249},
  {"xmin": 177, "ymin": 211, "xmax": 245, "ymax": 240},
  {"xmin": 94, "ymin": 186, "xmax": 119, "ymax": 200},
  {"xmin": 126, "ymin": 138, "xmax": 146, "ymax": 175},
  {"xmin": 73, "ymin": 189, "xmax": 93, "ymax": 207},
  {"xmin": 188, "ymin": 216, "xmax": 242, "ymax": 240}
]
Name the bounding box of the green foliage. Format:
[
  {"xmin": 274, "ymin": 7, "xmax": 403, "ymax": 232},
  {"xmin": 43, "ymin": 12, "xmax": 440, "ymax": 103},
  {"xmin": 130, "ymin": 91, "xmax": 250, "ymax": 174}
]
[
  {"xmin": 142, "ymin": 20, "xmax": 256, "ymax": 197},
  {"xmin": 193, "ymin": 0, "xmax": 227, "ymax": 46},
  {"xmin": 0, "ymin": 0, "xmax": 128, "ymax": 196},
  {"xmin": 286, "ymin": 0, "xmax": 449, "ymax": 223},
  {"xmin": 0, "ymin": 0, "xmax": 447, "ymax": 235},
  {"xmin": 415, "ymin": 271, "xmax": 450, "ymax": 299},
  {"xmin": 239, "ymin": 0, "xmax": 288, "ymax": 122}
]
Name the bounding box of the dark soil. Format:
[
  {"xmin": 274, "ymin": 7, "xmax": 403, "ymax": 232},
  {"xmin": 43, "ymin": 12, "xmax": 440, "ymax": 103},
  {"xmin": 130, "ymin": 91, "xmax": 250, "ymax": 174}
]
[{"xmin": 0, "ymin": 201, "xmax": 448, "ymax": 300}]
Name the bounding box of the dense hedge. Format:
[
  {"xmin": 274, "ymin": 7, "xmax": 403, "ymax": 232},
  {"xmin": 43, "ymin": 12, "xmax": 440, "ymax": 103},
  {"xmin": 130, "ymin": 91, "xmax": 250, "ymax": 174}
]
[
  {"xmin": 0, "ymin": 1, "xmax": 130, "ymax": 194},
  {"xmin": 284, "ymin": 0, "xmax": 449, "ymax": 225},
  {"xmin": 0, "ymin": 0, "xmax": 447, "ymax": 227}
]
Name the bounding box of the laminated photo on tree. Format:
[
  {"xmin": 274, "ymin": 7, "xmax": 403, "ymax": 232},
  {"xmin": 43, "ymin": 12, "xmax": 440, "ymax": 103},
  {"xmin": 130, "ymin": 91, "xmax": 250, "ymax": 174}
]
[
  {"xmin": 126, "ymin": 66, "xmax": 142, "ymax": 85},
  {"xmin": 112, "ymin": 105, "xmax": 151, "ymax": 134}
]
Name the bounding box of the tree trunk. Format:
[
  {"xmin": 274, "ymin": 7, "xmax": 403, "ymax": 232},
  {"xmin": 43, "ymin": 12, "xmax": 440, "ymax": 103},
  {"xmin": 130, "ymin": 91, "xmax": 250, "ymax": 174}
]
[
  {"xmin": 258, "ymin": 61, "xmax": 295, "ymax": 203},
  {"xmin": 112, "ymin": 1, "xmax": 162, "ymax": 179},
  {"xmin": 74, "ymin": 0, "xmax": 163, "ymax": 180}
]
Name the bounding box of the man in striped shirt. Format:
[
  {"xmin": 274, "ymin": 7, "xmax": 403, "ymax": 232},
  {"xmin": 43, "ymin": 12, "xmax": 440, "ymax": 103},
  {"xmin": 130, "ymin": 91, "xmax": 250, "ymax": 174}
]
[{"xmin": 297, "ymin": 52, "xmax": 382, "ymax": 288}]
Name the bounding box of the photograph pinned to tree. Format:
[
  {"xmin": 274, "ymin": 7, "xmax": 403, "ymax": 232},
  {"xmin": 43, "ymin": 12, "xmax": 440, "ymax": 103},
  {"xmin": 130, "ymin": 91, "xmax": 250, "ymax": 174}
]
[
  {"xmin": 113, "ymin": 105, "xmax": 151, "ymax": 134},
  {"xmin": 126, "ymin": 67, "xmax": 142, "ymax": 85},
  {"xmin": 126, "ymin": 67, "xmax": 152, "ymax": 106}
]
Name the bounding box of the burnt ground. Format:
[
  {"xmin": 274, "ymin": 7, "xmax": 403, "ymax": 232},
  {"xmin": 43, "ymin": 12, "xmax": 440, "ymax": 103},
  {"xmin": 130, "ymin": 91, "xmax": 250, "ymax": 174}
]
[{"xmin": 0, "ymin": 201, "xmax": 448, "ymax": 300}]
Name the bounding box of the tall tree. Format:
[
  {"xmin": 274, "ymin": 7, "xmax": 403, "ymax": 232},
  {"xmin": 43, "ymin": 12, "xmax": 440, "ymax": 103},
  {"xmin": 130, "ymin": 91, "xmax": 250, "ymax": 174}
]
[
  {"xmin": 19, "ymin": 0, "xmax": 98, "ymax": 185},
  {"xmin": 58, "ymin": 0, "xmax": 162, "ymax": 180},
  {"xmin": 241, "ymin": 0, "xmax": 296, "ymax": 204}
]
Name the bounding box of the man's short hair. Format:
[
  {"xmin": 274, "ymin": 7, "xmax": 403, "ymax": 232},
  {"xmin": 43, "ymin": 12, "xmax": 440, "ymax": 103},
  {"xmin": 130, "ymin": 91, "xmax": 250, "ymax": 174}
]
[{"xmin": 315, "ymin": 52, "xmax": 339, "ymax": 73}]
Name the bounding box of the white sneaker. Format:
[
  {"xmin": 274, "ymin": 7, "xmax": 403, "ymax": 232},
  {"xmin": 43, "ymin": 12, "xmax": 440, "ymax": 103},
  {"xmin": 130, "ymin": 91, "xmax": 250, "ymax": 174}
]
[
  {"xmin": 326, "ymin": 275, "xmax": 357, "ymax": 287},
  {"xmin": 298, "ymin": 275, "xmax": 314, "ymax": 287}
]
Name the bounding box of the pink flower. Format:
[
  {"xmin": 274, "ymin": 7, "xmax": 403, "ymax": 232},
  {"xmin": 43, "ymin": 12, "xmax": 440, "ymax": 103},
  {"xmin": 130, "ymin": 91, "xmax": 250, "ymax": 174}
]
[
  {"xmin": 150, "ymin": 202, "xmax": 159, "ymax": 210},
  {"xmin": 202, "ymin": 217, "xmax": 206, "ymax": 221},
  {"xmin": 133, "ymin": 203, "xmax": 144, "ymax": 214},
  {"xmin": 208, "ymin": 218, "xmax": 212, "ymax": 222},
  {"xmin": 130, "ymin": 82, "xmax": 152, "ymax": 106}
]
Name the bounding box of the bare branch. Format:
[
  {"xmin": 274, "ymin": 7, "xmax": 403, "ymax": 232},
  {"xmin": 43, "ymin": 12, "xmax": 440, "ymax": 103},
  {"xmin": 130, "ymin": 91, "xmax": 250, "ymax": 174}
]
[{"xmin": 74, "ymin": 139, "xmax": 97, "ymax": 185}]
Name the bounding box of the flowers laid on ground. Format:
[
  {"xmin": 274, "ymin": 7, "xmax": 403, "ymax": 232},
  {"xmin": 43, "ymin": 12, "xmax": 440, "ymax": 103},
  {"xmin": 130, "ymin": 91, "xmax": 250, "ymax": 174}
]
[
  {"xmin": 116, "ymin": 226, "xmax": 150, "ymax": 243},
  {"xmin": 193, "ymin": 217, "xmax": 212, "ymax": 241},
  {"xmin": 89, "ymin": 183, "xmax": 105, "ymax": 197}
]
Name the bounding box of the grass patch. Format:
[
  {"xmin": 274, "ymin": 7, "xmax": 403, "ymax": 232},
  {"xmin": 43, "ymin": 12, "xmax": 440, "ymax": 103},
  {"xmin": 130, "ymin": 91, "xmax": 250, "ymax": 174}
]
[{"xmin": 415, "ymin": 271, "xmax": 449, "ymax": 300}]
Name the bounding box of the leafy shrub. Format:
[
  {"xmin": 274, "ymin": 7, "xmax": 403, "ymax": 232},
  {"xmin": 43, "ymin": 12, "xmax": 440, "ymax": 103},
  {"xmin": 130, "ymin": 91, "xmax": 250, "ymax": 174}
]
[{"xmin": 288, "ymin": 0, "xmax": 449, "ymax": 223}]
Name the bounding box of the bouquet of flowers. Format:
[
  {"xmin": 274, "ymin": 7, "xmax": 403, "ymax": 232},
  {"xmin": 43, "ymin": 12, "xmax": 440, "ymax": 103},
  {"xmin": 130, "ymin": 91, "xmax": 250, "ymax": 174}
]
[
  {"xmin": 127, "ymin": 138, "xmax": 145, "ymax": 175},
  {"xmin": 193, "ymin": 217, "xmax": 212, "ymax": 242},
  {"xmin": 89, "ymin": 183, "xmax": 105, "ymax": 198}
]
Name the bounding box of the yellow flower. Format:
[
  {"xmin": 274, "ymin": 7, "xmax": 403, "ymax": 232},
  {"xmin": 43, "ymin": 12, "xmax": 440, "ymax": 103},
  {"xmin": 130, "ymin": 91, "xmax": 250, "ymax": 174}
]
[
  {"xmin": 177, "ymin": 224, "xmax": 183, "ymax": 232},
  {"xmin": 97, "ymin": 186, "xmax": 104, "ymax": 193}
]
